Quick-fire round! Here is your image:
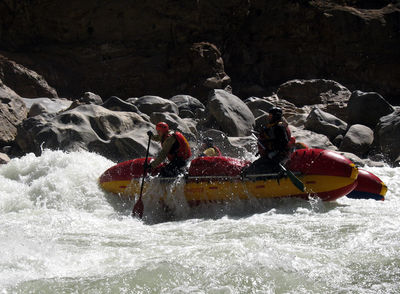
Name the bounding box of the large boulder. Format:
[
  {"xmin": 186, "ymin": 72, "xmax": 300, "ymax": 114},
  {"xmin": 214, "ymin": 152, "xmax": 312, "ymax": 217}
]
[
  {"xmin": 15, "ymin": 104, "xmax": 157, "ymax": 161},
  {"xmin": 373, "ymin": 108, "xmax": 400, "ymax": 164},
  {"xmin": 347, "ymin": 90, "xmax": 394, "ymax": 129},
  {"xmin": 304, "ymin": 107, "xmax": 347, "ymax": 140},
  {"xmin": 133, "ymin": 95, "xmax": 179, "ymax": 116},
  {"xmin": 204, "ymin": 89, "xmax": 255, "ymax": 137},
  {"xmin": 339, "ymin": 124, "xmax": 374, "ymax": 158},
  {"xmin": 170, "ymin": 94, "xmax": 205, "ymax": 119},
  {"xmin": 276, "ymin": 79, "xmax": 351, "ymax": 120},
  {"xmin": 0, "ymin": 80, "xmax": 28, "ymax": 145},
  {"xmin": 184, "ymin": 42, "xmax": 231, "ymax": 101},
  {"xmin": 291, "ymin": 126, "xmax": 338, "ymax": 151},
  {"xmin": 0, "ymin": 54, "xmax": 58, "ymax": 98}
]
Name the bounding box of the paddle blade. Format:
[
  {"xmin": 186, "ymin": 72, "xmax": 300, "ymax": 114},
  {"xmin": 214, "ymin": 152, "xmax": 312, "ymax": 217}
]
[
  {"xmin": 279, "ymin": 163, "xmax": 305, "ymax": 192},
  {"xmin": 287, "ymin": 169, "xmax": 305, "ymax": 192},
  {"xmin": 132, "ymin": 197, "xmax": 144, "ymax": 218},
  {"xmin": 131, "ymin": 133, "xmax": 152, "ymax": 219}
]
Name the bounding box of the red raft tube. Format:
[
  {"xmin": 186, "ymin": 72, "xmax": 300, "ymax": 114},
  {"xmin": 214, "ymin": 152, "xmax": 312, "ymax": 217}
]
[
  {"xmin": 285, "ymin": 148, "xmax": 358, "ymax": 201},
  {"xmin": 346, "ymin": 168, "xmax": 387, "ymax": 201}
]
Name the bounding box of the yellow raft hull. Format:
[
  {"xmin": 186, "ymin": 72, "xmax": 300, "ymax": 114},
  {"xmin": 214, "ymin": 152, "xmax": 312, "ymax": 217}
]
[{"xmin": 100, "ymin": 169, "xmax": 358, "ymax": 202}]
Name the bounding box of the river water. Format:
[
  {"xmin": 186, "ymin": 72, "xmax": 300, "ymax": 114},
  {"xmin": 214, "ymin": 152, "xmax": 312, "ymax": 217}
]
[{"xmin": 0, "ymin": 150, "xmax": 399, "ymax": 294}]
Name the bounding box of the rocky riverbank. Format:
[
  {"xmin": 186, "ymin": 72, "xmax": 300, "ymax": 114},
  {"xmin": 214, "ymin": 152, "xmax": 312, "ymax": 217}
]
[{"xmin": 0, "ymin": 55, "xmax": 398, "ymax": 167}]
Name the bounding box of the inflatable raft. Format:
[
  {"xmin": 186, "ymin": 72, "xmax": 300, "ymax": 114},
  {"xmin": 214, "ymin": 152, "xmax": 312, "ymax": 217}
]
[
  {"xmin": 99, "ymin": 148, "xmax": 359, "ymax": 203},
  {"xmin": 347, "ymin": 168, "xmax": 387, "ymax": 201}
]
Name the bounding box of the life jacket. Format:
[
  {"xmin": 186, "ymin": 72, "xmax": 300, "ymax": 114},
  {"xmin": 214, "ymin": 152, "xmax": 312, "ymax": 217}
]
[
  {"xmin": 258, "ymin": 121, "xmax": 292, "ymax": 156},
  {"xmin": 162, "ymin": 131, "xmax": 192, "ymax": 161},
  {"xmin": 295, "ymin": 141, "xmax": 309, "ymax": 150}
]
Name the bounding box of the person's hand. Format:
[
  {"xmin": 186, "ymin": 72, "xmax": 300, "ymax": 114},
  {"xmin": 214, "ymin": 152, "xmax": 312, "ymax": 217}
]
[
  {"xmin": 144, "ymin": 159, "xmax": 154, "ymax": 170},
  {"xmin": 147, "ymin": 131, "xmax": 153, "ymax": 137},
  {"xmin": 143, "ymin": 161, "xmax": 150, "ymax": 171}
]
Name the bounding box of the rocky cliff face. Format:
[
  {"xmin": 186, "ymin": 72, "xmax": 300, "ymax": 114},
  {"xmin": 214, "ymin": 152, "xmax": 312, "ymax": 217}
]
[{"xmin": 0, "ymin": 0, "xmax": 399, "ymax": 103}]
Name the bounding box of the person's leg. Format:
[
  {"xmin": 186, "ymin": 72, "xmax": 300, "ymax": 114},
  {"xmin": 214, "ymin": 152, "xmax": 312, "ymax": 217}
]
[
  {"xmin": 242, "ymin": 157, "xmax": 277, "ymax": 175},
  {"xmin": 159, "ymin": 162, "xmax": 177, "ymax": 177},
  {"xmin": 159, "ymin": 158, "xmax": 187, "ymax": 177}
]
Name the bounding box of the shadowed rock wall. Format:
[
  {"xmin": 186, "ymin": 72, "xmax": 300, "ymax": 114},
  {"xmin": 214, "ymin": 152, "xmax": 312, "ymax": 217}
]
[{"xmin": 0, "ymin": 0, "xmax": 399, "ymax": 103}]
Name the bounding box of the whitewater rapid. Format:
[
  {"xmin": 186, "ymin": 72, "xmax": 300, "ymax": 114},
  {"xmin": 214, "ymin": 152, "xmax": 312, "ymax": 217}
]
[{"xmin": 0, "ymin": 150, "xmax": 399, "ymax": 293}]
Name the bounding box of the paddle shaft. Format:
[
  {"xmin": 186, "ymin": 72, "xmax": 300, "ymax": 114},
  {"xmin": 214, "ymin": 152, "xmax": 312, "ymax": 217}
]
[
  {"xmin": 132, "ymin": 133, "xmax": 152, "ymax": 218},
  {"xmin": 252, "ymin": 133, "xmax": 305, "ymax": 192}
]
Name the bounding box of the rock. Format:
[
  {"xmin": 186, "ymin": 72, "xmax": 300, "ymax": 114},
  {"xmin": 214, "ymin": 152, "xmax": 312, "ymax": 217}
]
[
  {"xmin": 204, "ymin": 89, "xmax": 255, "ymax": 137},
  {"xmin": 197, "ymin": 129, "xmax": 248, "ymax": 158},
  {"xmin": 263, "ymin": 94, "xmax": 308, "ymax": 123},
  {"xmin": 0, "ymin": 152, "xmax": 10, "ymax": 164},
  {"xmin": 252, "ymin": 109, "xmax": 269, "ymax": 119},
  {"xmin": 276, "ymin": 79, "xmax": 351, "ymax": 121},
  {"xmin": 21, "ymin": 97, "xmax": 72, "ymax": 114},
  {"xmin": 336, "ymin": 151, "xmax": 365, "ymax": 167},
  {"xmin": 181, "ymin": 118, "xmax": 198, "ymax": 136},
  {"xmin": 0, "ymin": 54, "xmax": 58, "ymax": 98},
  {"xmin": 28, "ymin": 103, "xmax": 47, "ymax": 117},
  {"xmin": 184, "ymin": 42, "xmax": 231, "ymax": 101},
  {"xmin": 254, "ymin": 113, "xmax": 270, "ymax": 132},
  {"xmin": 373, "ymin": 108, "xmax": 400, "ymax": 164},
  {"xmin": 178, "ymin": 109, "xmax": 195, "ymax": 118},
  {"xmin": 305, "ymin": 107, "xmax": 347, "ymax": 140},
  {"xmin": 134, "ymin": 95, "xmax": 179, "ymax": 116},
  {"xmin": 276, "ymin": 79, "xmax": 351, "ymax": 111},
  {"xmin": 286, "ymin": 113, "xmax": 309, "ymax": 128},
  {"xmin": 347, "ymin": 90, "xmax": 394, "ymax": 129},
  {"xmin": 332, "ymin": 134, "xmax": 343, "ymax": 148},
  {"xmin": 15, "ymin": 104, "xmax": 156, "ymax": 162},
  {"xmin": 244, "ymin": 97, "xmax": 274, "ymax": 117},
  {"xmin": 0, "ymin": 81, "xmax": 28, "ymax": 145},
  {"xmin": 339, "ymin": 124, "xmax": 374, "ymax": 158},
  {"xmin": 79, "ymin": 92, "xmax": 103, "ymax": 105},
  {"xmin": 394, "ymin": 155, "xmax": 400, "ymax": 167},
  {"xmin": 101, "ymin": 96, "xmax": 140, "ymax": 113},
  {"xmin": 291, "ymin": 126, "xmax": 338, "ymax": 151},
  {"xmin": 363, "ymin": 158, "xmax": 387, "ymax": 168},
  {"xmin": 170, "ymin": 94, "xmax": 205, "ymax": 118},
  {"xmin": 0, "ymin": 78, "xmax": 20, "ymax": 99}
]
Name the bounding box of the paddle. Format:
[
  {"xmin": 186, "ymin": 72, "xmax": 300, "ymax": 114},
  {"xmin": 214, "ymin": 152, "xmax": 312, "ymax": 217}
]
[
  {"xmin": 277, "ymin": 162, "xmax": 305, "ymax": 192},
  {"xmin": 251, "ymin": 133, "xmax": 305, "ymax": 192},
  {"xmin": 131, "ymin": 132, "xmax": 152, "ymax": 218}
]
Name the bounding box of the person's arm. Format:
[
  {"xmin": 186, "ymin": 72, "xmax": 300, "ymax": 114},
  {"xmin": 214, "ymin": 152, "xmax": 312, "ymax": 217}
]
[
  {"xmin": 150, "ymin": 135, "xmax": 176, "ymax": 168},
  {"xmin": 151, "ymin": 133, "xmax": 161, "ymax": 142}
]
